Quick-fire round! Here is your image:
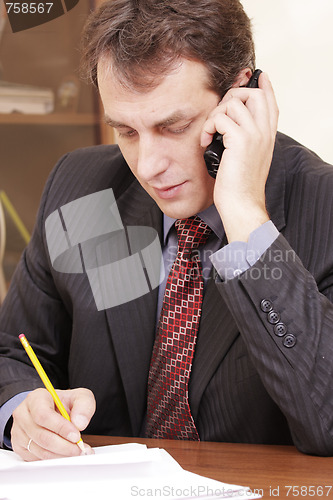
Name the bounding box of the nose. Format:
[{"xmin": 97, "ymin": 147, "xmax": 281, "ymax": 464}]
[{"xmin": 136, "ymin": 135, "xmax": 169, "ymax": 183}]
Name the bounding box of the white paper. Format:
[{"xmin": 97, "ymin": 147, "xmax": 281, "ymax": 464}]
[{"xmin": 0, "ymin": 443, "xmax": 262, "ymax": 500}]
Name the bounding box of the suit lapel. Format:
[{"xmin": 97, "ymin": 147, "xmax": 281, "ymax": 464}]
[
  {"xmin": 265, "ymin": 133, "xmax": 287, "ymax": 232},
  {"xmin": 99, "ymin": 179, "xmax": 162, "ymax": 435},
  {"xmin": 189, "ymin": 261, "xmax": 240, "ymax": 419},
  {"xmin": 189, "ymin": 133, "xmax": 288, "ymax": 418}
]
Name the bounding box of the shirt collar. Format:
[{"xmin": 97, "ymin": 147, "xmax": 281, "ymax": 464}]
[{"xmin": 163, "ymin": 204, "xmax": 224, "ymax": 244}]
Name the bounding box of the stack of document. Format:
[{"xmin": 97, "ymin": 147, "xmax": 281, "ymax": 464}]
[
  {"xmin": 0, "ymin": 443, "xmax": 261, "ymax": 500},
  {"xmin": 0, "ymin": 81, "xmax": 54, "ymax": 114}
]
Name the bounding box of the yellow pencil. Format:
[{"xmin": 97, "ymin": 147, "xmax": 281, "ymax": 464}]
[{"xmin": 19, "ymin": 334, "xmax": 85, "ymax": 453}]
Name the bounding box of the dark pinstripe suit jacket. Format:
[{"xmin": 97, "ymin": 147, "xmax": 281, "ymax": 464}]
[{"xmin": 1, "ymin": 132, "xmax": 333, "ymax": 455}]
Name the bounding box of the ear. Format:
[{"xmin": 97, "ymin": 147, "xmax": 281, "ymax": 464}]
[{"xmin": 232, "ymin": 68, "xmax": 253, "ymax": 88}]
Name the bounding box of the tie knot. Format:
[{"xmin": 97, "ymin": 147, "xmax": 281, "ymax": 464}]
[{"xmin": 175, "ymin": 216, "xmax": 211, "ymax": 255}]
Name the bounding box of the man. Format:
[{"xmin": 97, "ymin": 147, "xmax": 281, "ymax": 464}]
[{"xmin": 1, "ymin": 0, "xmax": 333, "ymax": 460}]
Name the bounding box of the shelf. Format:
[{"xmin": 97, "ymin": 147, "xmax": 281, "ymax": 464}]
[{"xmin": 0, "ymin": 112, "xmax": 99, "ymax": 126}]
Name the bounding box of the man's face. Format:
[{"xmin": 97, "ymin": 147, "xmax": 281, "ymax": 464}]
[{"xmin": 98, "ymin": 58, "xmax": 219, "ymax": 219}]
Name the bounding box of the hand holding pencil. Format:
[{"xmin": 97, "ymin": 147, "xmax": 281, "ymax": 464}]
[{"xmin": 10, "ymin": 334, "xmax": 96, "ymax": 461}]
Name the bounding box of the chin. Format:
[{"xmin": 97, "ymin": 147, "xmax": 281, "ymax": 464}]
[{"xmin": 159, "ymin": 201, "xmax": 209, "ymax": 220}]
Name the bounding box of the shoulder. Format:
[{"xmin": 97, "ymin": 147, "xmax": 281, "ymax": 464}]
[
  {"xmin": 274, "ymin": 133, "xmax": 333, "ymax": 262},
  {"xmin": 271, "ymin": 132, "xmax": 333, "ymax": 209},
  {"xmin": 40, "ymin": 144, "xmax": 136, "ymax": 217},
  {"xmin": 50, "ymin": 144, "xmax": 133, "ymax": 193},
  {"xmin": 276, "ymin": 132, "xmax": 333, "ymax": 179},
  {"xmin": 267, "ymin": 132, "xmax": 333, "ymax": 234}
]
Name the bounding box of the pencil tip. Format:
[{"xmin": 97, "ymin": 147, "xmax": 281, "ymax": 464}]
[{"xmin": 77, "ymin": 439, "xmax": 86, "ymax": 453}]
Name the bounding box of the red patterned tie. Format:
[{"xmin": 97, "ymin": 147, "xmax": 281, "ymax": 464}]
[{"xmin": 146, "ymin": 216, "xmax": 211, "ymax": 439}]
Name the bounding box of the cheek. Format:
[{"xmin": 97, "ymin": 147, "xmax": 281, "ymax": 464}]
[
  {"xmin": 117, "ymin": 141, "xmax": 138, "ymax": 173},
  {"xmin": 185, "ymin": 143, "xmax": 209, "ymax": 179},
  {"xmin": 174, "ymin": 132, "xmax": 206, "ymax": 169}
]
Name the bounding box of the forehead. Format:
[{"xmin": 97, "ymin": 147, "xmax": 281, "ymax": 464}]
[
  {"xmin": 97, "ymin": 58, "xmax": 216, "ymax": 124},
  {"xmin": 97, "ymin": 56, "xmax": 211, "ymax": 94}
]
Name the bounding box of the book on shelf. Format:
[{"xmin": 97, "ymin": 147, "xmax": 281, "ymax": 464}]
[{"xmin": 0, "ymin": 81, "xmax": 54, "ymax": 114}]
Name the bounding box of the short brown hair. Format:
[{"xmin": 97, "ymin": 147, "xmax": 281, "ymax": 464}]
[{"xmin": 81, "ymin": 0, "xmax": 255, "ymax": 97}]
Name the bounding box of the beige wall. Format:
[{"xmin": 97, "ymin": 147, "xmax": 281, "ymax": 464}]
[{"xmin": 241, "ymin": 0, "xmax": 333, "ymax": 164}]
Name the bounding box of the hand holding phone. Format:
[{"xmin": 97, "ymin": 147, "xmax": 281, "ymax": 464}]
[
  {"xmin": 205, "ymin": 70, "xmax": 279, "ymax": 243},
  {"xmin": 204, "ymin": 69, "xmax": 262, "ymax": 178}
]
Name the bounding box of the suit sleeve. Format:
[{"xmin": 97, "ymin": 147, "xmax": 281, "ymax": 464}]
[
  {"xmin": 215, "ymin": 232, "xmax": 333, "ymax": 456},
  {"xmin": 0, "ymin": 153, "xmax": 73, "ymax": 410}
]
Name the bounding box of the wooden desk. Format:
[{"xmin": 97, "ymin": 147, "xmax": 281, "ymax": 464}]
[{"xmin": 84, "ymin": 435, "xmax": 333, "ymax": 499}]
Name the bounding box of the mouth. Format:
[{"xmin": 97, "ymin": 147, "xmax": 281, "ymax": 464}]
[{"xmin": 152, "ymin": 181, "xmax": 187, "ymax": 200}]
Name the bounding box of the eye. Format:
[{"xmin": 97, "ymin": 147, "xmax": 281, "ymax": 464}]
[
  {"xmin": 166, "ymin": 122, "xmax": 191, "ymax": 135},
  {"xmin": 117, "ymin": 128, "xmax": 138, "ymax": 138}
]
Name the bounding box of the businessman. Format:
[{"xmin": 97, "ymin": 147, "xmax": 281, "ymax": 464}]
[{"xmin": 1, "ymin": 0, "xmax": 333, "ymax": 461}]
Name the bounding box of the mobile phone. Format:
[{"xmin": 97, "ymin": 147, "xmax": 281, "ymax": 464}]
[{"xmin": 204, "ymin": 69, "xmax": 262, "ymax": 178}]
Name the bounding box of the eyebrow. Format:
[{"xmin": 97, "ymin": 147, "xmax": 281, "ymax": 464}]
[
  {"xmin": 104, "ymin": 116, "xmax": 128, "ymax": 129},
  {"xmin": 104, "ymin": 110, "xmax": 193, "ymax": 130}
]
